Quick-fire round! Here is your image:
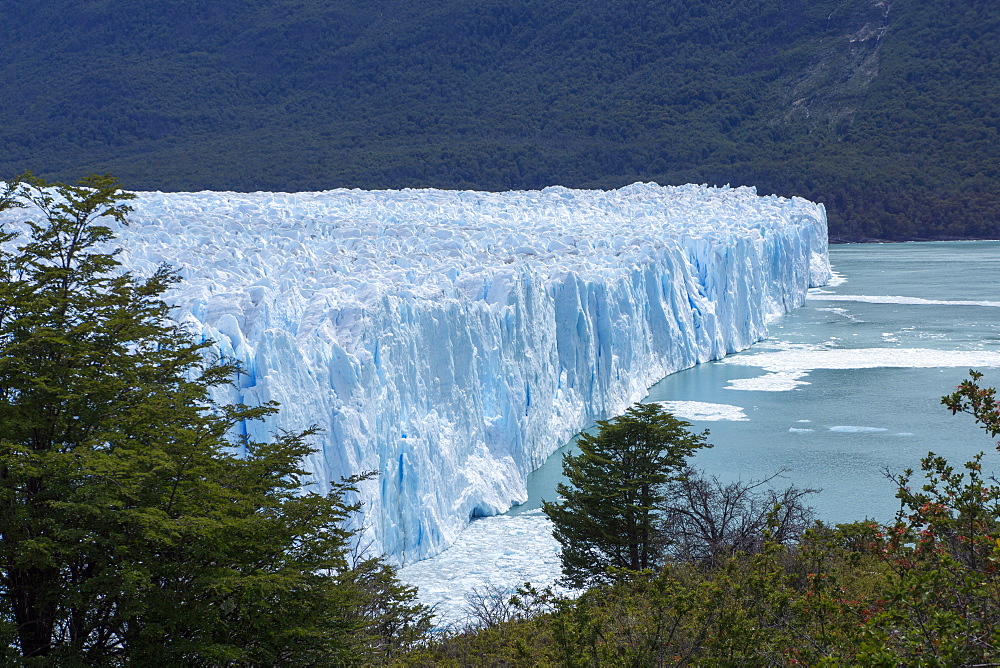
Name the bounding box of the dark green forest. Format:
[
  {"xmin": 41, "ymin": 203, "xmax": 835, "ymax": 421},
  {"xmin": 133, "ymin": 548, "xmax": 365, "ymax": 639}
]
[{"xmin": 1, "ymin": 0, "xmax": 997, "ymax": 240}]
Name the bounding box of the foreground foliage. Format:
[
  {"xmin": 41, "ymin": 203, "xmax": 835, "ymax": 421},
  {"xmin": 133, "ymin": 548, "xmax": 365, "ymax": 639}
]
[
  {"xmin": 0, "ymin": 175, "xmax": 430, "ymax": 664},
  {"xmin": 400, "ymin": 372, "xmax": 1000, "ymax": 665},
  {"xmin": 542, "ymin": 404, "xmax": 710, "ymax": 587},
  {"xmin": 661, "ymin": 468, "xmax": 817, "ymax": 569}
]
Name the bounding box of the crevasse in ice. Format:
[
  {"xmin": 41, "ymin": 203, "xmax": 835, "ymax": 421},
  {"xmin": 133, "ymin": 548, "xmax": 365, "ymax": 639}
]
[{"xmin": 4, "ymin": 182, "xmax": 831, "ymax": 564}]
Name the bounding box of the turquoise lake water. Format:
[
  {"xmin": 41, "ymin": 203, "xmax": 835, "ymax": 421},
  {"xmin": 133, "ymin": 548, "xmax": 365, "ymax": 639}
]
[{"xmin": 509, "ymin": 241, "xmax": 1000, "ymax": 525}]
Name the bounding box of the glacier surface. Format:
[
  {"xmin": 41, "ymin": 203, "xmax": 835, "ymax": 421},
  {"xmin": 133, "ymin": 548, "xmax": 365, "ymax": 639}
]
[{"xmin": 3, "ymin": 182, "xmax": 830, "ymax": 563}]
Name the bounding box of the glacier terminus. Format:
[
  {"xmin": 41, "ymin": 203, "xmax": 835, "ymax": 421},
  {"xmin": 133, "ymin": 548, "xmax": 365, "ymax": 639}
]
[{"xmin": 15, "ymin": 182, "xmax": 831, "ymax": 564}]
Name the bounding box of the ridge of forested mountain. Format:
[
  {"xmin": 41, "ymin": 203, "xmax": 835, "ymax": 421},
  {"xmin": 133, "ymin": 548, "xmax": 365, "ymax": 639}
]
[{"xmin": 1, "ymin": 0, "xmax": 996, "ymax": 241}]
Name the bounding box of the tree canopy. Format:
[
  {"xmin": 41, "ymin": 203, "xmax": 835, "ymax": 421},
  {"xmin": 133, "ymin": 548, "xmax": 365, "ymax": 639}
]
[
  {"xmin": 542, "ymin": 403, "xmax": 711, "ymax": 587},
  {"xmin": 0, "ymin": 174, "xmax": 430, "ymax": 664}
]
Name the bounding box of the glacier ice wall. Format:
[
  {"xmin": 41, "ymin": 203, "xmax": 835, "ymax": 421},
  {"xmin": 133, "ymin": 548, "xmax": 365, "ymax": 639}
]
[{"xmin": 12, "ymin": 182, "xmax": 830, "ymax": 563}]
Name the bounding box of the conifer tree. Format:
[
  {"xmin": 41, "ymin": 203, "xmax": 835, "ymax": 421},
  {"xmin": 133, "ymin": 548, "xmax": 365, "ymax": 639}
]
[
  {"xmin": 543, "ymin": 403, "xmax": 710, "ymax": 587},
  {"xmin": 0, "ymin": 174, "xmax": 430, "ymax": 664}
]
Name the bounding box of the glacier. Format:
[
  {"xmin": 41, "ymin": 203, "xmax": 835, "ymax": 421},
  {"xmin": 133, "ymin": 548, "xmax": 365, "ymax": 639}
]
[{"xmin": 2, "ymin": 182, "xmax": 830, "ymax": 564}]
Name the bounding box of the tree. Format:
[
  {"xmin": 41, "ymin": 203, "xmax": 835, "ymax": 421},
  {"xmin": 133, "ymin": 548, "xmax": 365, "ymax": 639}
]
[
  {"xmin": 660, "ymin": 468, "xmax": 817, "ymax": 568},
  {"xmin": 0, "ymin": 174, "xmax": 430, "ymax": 664},
  {"xmin": 542, "ymin": 403, "xmax": 710, "ymax": 587}
]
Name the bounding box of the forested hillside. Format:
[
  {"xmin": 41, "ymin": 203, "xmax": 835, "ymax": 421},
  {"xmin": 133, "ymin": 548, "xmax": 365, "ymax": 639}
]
[{"xmin": 1, "ymin": 0, "xmax": 996, "ymax": 240}]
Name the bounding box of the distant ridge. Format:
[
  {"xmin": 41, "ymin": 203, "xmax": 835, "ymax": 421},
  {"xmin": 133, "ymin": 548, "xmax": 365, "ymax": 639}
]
[{"xmin": 1, "ymin": 0, "xmax": 996, "ymax": 241}]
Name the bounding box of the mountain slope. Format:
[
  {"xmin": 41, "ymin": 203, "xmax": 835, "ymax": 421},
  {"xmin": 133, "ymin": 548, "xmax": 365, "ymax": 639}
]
[{"xmin": 1, "ymin": 0, "xmax": 996, "ymax": 240}]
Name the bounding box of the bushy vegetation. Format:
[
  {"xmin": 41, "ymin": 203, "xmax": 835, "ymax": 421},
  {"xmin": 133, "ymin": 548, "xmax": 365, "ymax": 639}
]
[
  {"xmin": 0, "ymin": 174, "xmax": 431, "ymax": 664},
  {"xmin": 2, "ymin": 0, "xmax": 997, "ymax": 240},
  {"xmin": 542, "ymin": 404, "xmax": 711, "ymax": 587},
  {"xmin": 398, "ymin": 377, "xmax": 1000, "ymax": 665}
]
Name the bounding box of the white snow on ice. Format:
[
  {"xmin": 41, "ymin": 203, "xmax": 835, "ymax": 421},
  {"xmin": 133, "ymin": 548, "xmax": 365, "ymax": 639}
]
[
  {"xmin": 721, "ymin": 348, "xmax": 1000, "ymax": 375},
  {"xmin": 656, "ymin": 401, "xmax": 749, "ymax": 421},
  {"xmin": 0, "ymin": 181, "xmax": 830, "ymax": 563},
  {"xmin": 828, "ymin": 426, "xmax": 889, "ymax": 433},
  {"xmin": 722, "ymin": 348, "xmax": 1000, "ymax": 391},
  {"xmin": 823, "ymin": 271, "xmax": 847, "ymax": 287},
  {"xmin": 726, "ymin": 370, "xmax": 812, "ymax": 391},
  {"xmin": 808, "ymin": 294, "xmax": 1000, "ymax": 308},
  {"xmin": 398, "ymin": 510, "xmax": 566, "ymax": 629}
]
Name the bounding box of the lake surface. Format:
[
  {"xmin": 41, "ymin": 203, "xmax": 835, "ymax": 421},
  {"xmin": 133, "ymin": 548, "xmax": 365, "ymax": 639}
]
[
  {"xmin": 401, "ymin": 240, "xmax": 1000, "ymax": 625},
  {"xmin": 512, "ymin": 241, "xmax": 1000, "ymax": 524}
]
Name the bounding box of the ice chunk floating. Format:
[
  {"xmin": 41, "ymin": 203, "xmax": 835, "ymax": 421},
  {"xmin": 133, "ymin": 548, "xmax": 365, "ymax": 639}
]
[
  {"xmin": 655, "ymin": 401, "xmax": 750, "ymax": 422},
  {"xmin": 5, "ymin": 183, "xmax": 830, "ymax": 563}
]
